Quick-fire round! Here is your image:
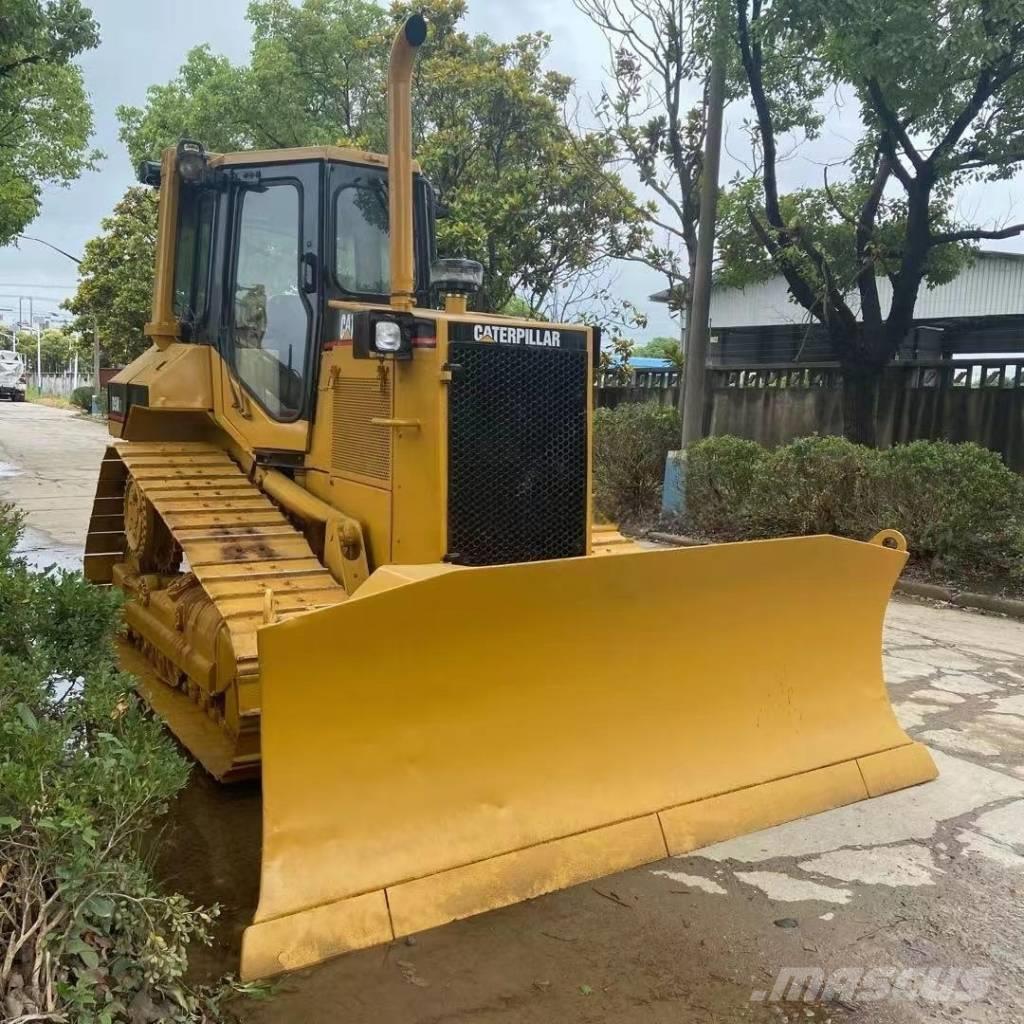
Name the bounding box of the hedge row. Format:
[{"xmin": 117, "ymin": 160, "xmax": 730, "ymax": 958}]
[
  {"xmin": 684, "ymin": 434, "xmax": 1024, "ymax": 575},
  {"xmin": 592, "ymin": 403, "xmax": 1024, "ymax": 577}
]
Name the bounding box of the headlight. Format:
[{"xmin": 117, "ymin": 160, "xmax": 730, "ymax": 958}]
[
  {"xmin": 351, "ymin": 311, "xmax": 414, "ymax": 361},
  {"xmin": 374, "ymin": 321, "xmax": 403, "ymax": 352}
]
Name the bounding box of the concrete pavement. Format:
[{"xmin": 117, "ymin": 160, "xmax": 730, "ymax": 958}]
[
  {"xmin": 1, "ymin": 399, "xmax": 1022, "ymax": 1023},
  {"xmin": 0, "ymin": 401, "xmax": 109, "ymax": 568}
]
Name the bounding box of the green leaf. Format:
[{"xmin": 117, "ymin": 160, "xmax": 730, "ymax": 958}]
[
  {"xmin": 85, "ymin": 896, "xmax": 115, "ymax": 919},
  {"xmin": 79, "ymin": 947, "xmax": 100, "ymax": 970},
  {"xmin": 0, "ymin": 816, "xmax": 21, "ymax": 830},
  {"xmin": 579, "ymin": 984, "xmax": 593, "ymax": 996},
  {"xmin": 108, "ymin": 956, "xmax": 133, "ymax": 979},
  {"xmin": 15, "ymin": 702, "xmax": 38, "ymax": 731},
  {"xmin": 65, "ymin": 937, "xmax": 92, "ymax": 956}
]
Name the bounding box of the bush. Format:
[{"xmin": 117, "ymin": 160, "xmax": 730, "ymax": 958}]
[
  {"xmin": 593, "ymin": 402, "xmax": 680, "ymax": 521},
  {"xmin": 685, "ymin": 436, "xmax": 764, "ymax": 538},
  {"xmin": 875, "ymin": 441, "xmax": 1024, "ymax": 567},
  {"xmin": 747, "ymin": 435, "xmax": 881, "ymax": 538},
  {"xmin": 0, "ymin": 503, "xmax": 228, "ymax": 1022},
  {"xmin": 71, "ymin": 385, "xmax": 95, "ymax": 413},
  {"xmin": 683, "ymin": 434, "xmax": 1024, "ymax": 576}
]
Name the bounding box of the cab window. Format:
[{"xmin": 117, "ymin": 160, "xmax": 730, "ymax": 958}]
[
  {"xmin": 230, "ymin": 182, "xmax": 310, "ymax": 420},
  {"xmin": 335, "ymin": 167, "xmax": 391, "ymax": 295},
  {"xmin": 173, "ymin": 188, "xmax": 215, "ymax": 325}
]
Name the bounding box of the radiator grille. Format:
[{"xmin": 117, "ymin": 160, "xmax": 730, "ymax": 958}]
[
  {"xmin": 331, "ymin": 377, "xmax": 392, "ymax": 481},
  {"xmin": 447, "ymin": 341, "xmax": 588, "ymax": 565}
]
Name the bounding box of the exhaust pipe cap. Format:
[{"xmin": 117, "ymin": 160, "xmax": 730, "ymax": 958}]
[{"xmin": 404, "ymin": 13, "xmax": 428, "ymax": 46}]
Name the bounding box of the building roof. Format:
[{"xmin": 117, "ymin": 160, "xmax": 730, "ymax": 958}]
[
  {"xmin": 631, "ymin": 356, "xmax": 673, "ymax": 368},
  {"xmin": 701, "ymin": 250, "xmax": 1024, "ymax": 329}
]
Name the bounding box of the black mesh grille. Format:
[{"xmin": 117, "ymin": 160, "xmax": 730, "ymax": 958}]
[{"xmin": 447, "ymin": 341, "xmax": 588, "ymax": 565}]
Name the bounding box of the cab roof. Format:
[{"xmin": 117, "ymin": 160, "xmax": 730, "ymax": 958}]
[{"xmin": 208, "ymin": 145, "xmax": 421, "ymax": 173}]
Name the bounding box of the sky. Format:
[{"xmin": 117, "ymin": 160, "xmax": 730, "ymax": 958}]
[{"xmin": 3, "ymin": 0, "xmax": 1024, "ymax": 339}]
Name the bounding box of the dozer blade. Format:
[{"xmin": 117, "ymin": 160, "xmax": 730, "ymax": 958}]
[{"xmin": 241, "ymin": 533, "xmax": 936, "ymax": 979}]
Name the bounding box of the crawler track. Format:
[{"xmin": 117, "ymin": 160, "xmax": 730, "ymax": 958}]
[{"xmin": 85, "ymin": 441, "xmax": 348, "ymax": 779}]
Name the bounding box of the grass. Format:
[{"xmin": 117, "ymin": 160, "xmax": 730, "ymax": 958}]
[{"xmin": 27, "ymin": 388, "xmax": 79, "ymax": 410}]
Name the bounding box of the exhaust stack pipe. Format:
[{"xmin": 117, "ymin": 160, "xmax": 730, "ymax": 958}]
[{"xmin": 387, "ymin": 14, "xmax": 427, "ymax": 310}]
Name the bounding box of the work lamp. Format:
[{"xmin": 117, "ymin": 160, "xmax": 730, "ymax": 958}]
[
  {"xmin": 176, "ymin": 139, "xmax": 208, "ymax": 183},
  {"xmin": 431, "ymin": 258, "xmax": 484, "ymax": 295},
  {"xmin": 374, "ymin": 321, "xmax": 404, "ymax": 352},
  {"xmin": 353, "ymin": 311, "xmax": 414, "ymax": 360}
]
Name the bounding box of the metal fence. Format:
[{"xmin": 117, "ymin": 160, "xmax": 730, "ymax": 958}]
[
  {"xmin": 29, "ymin": 372, "xmax": 94, "ymax": 397},
  {"xmin": 594, "ymin": 359, "xmax": 1024, "ymax": 471},
  {"xmin": 594, "ymin": 367, "xmax": 681, "ymax": 410}
]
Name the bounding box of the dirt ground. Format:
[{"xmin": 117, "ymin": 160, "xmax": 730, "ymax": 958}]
[{"xmin": 3, "ymin": 401, "xmax": 1023, "ymax": 1024}]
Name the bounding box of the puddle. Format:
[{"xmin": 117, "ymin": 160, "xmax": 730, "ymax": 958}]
[
  {"xmin": 14, "ymin": 525, "xmax": 82, "ymax": 572},
  {"xmin": 0, "ymin": 461, "xmax": 20, "ymax": 479}
]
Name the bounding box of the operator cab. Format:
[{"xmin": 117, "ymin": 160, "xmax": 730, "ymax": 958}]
[{"xmin": 143, "ymin": 141, "xmax": 439, "ymax": 424}]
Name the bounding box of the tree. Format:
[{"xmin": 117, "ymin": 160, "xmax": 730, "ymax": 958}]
[
  {"xmin": 575, "ymin": 0, "xmax": 713, "ymax": 351},
  {"xmin": 728, "ymin": 0, "xmax": 1024, "ymax": 445},
  {"xmin": 116, "ymin": 0, "xmax": 644, "ymax": 314},
  {"xmin": 635, "ymin": 335, "xmax": 685, "ymax": 366},
  {"xmin": 0, "ymin": 0, "xmax": 101, "ymax": 244},
  {"xmin": 64, "ymin": 188, "xmax": 158, "ymax": 366},
  {"xmin": 13, "ymin": 328, "xmax": 86, "ymax": 373}
]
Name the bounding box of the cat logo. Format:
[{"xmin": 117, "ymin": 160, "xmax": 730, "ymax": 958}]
[{"xmin": 472, "ymin": 323, "xmax": 562, "ymax": 347}]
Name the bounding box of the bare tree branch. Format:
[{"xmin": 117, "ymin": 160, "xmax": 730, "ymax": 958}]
[
  {"xmin": 864, "ymin": 78, "xmax": 925, "ymax": 171},
  {"xmin": 931, "ymin": 221, "xmax": 1024, "ymax": 244}
]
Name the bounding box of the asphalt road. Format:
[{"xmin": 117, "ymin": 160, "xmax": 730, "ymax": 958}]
[{"xmin": 1, "ymin": 400, "xmax": 1023, "ymax": 1023}]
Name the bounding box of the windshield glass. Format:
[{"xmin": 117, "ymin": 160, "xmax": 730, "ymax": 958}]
[
  {"xmin": 334, "ymin": 166, "xmax": 391, "ymax": 295},
  {"xmin": 0, "ymin": 351, "xmax": 23, "ymax": 366}
]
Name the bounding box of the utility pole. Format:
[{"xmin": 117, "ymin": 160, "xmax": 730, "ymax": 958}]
[
  {"xmin": 15, "ymin": 235, "xmax": 99, "ymax": 411},
  {"xmin": 93, "ymin": 318, "xmax": 100, "ymax": 397},
  {"xmin": 660, "ymin": 4, "xmax": 728, "ymax": 512},
  {"xmin": 679, "ymin": 39, "xmax": 726, "ymax": 447}
]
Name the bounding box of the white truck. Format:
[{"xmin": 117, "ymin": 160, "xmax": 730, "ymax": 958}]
[{"xmin": 0, "ymin": 350, "xmax": 27, "ymax": 402}]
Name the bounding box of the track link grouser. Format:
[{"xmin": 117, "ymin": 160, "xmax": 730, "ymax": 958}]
[{"xmin": 85, "ymin": 441, "xmax": 348, "ymax": 780}]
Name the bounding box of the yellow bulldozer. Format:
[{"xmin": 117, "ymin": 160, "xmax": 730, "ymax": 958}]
[{"xmin": 85, "ymin": 14, "xmax": 936, "ymax": 981}]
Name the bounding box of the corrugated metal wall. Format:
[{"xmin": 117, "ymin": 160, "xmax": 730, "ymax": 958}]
[{"xmin": 711, "ymin": 253, "xmax": 1024, "ymax": 329}]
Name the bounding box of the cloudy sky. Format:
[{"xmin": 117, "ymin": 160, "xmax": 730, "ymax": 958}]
[{"xmin": 3, "ymin": 0, "xmax": 1024, "ymax": 338}]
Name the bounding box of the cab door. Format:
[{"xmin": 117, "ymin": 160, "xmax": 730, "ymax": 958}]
[{"xmin": 214, "ymin": 161, "xmax": 322, "ymax": 452}]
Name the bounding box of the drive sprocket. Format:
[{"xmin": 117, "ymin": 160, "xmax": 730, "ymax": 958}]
[{"xmin": 123, "ymin": 476, "xmax": 181, "ymax": 574}]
